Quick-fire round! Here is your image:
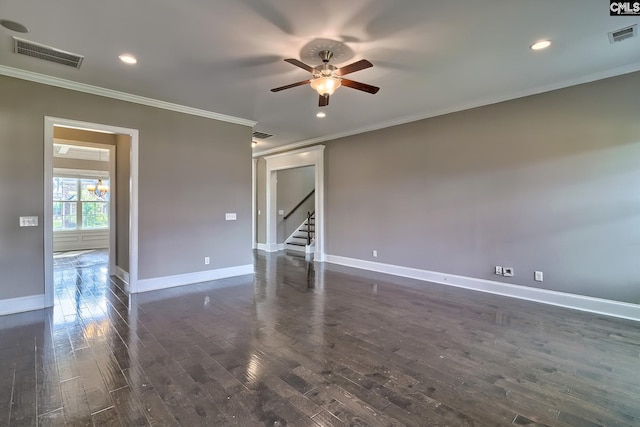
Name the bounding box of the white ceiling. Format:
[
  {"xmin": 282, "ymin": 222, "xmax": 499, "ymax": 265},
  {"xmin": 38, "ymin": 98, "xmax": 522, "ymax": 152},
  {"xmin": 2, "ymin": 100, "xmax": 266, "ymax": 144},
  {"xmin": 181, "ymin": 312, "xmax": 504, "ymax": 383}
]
[
  {"xmin": 1, "ymin": 1, "xmax": 639, "ymax": 155},
  {"xmin": 54, "ymin": 143, "xmax": 110, "ymax": 162}
]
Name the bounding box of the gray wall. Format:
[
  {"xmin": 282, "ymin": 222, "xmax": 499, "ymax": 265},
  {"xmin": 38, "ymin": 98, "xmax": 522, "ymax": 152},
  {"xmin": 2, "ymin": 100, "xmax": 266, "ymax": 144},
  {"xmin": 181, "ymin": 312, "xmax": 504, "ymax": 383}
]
[
  {"xmin": 0, "ymin": 74, "xmax": 252, "ymax": 300},
  {"xmin": 54, "ymin": 127, "xmax": 117, "ymax": 145},
  {"xmin": 324, "ymin": 71, "xmax": 640, "ymax": 304},
  {"xmin": 276, "ymin": 166, "xmax": 315, "ymax": 243},
  {"xmin": 116, "ymin": 134, "xmax": 131, "ymax": 271}
]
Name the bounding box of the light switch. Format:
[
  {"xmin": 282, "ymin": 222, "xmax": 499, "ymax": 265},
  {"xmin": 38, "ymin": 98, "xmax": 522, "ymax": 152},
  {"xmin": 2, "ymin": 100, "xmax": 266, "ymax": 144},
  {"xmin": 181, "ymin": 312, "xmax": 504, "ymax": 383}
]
[
  {"xmin": 19, "ymin": 216, "xmax": 38, "ymax": 227},
  {"xmin": 278, "ymin": 210, "xmax": 284, "ymax": 215},
  {"xmin": 225, "ymin": 213, "xmax": 237, "ymax": 221}
]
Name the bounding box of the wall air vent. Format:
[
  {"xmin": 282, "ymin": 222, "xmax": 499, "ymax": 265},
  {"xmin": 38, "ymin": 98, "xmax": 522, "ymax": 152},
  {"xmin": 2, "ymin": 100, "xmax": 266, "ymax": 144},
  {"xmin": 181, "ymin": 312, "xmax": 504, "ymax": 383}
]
[
  {"xmin": 608, "ymin": 25, "xmax": 637, "ymax": 44},
  {"xmin": 13, "ymin": 37, "xmax": 84, "ymax": 69},
  {"xmin": 252, "ymin": 131, "xmax": 274, "ymax": 139}
]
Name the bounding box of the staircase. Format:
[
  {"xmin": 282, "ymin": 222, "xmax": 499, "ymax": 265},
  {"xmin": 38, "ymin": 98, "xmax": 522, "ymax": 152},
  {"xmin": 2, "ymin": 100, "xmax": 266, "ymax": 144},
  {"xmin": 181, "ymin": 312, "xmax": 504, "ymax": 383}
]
[{"xmin": 285, "ymin": 212, "xmax": 315, "ymax": 253}]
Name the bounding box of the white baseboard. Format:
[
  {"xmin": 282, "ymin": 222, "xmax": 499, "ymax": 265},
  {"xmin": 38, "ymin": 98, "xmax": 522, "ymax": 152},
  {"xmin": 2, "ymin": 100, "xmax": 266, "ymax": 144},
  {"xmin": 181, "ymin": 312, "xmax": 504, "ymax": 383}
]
[
  {"xmin": 115, "ymin": 266, "xmax": 130, "ymax": 284},
  {"xmin": 257, "ymin": 243, "xmax": 279, "ymax": 252},
  {"xmin": 324, "ymin": 255, "xmax": 640, "ymax": 322},
  {"xmin": 284, "ymin": 243, "xmax": 316, "ymax": 255},
  {"xmin": 0, "ymin": 294, "xmax": 46, "ymax": 316},
  {"xmin": 257, "ymin": 243, "xmax": 285, "ymax": 252},
  {"xmin": 115, "ymin": 266, "xmax": 130, "ymax": 292},
  {"xmin": 135, "ymin": 264, "xmax": 254, "ymax": 293}
]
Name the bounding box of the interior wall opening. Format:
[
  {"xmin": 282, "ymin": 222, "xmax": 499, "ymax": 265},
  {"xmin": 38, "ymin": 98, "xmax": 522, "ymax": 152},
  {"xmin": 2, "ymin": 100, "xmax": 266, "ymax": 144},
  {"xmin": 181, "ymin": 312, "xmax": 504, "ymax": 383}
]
[
  {"xmin": 263, "ymin": 145, "xmax": 325, "ymax": 260},
  {"xmin": 44, "ymin": 117, "xmax": 140, "ymax": 309}
]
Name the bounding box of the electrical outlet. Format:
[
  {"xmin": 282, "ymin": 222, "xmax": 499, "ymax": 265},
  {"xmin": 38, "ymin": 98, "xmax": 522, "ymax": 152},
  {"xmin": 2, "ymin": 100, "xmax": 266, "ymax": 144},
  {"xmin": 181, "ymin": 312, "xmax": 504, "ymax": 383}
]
[
  {"xmin": 372, "ymin": 249, "xmax": 378, "ymax": 258},
  {"xmin": 495, "ymin": 266, "xmax": 503, "ymax": 275},
  {"xmin": 503, "ymin": 267, "xmax": 514, "ymax": 277},
  {"xmin": 204, "ymin": 257, "xmax": 210, "ymax": 265},
  {"xmin": 534, "ymin": 271, "xmax": 543, "ymax": 282},
  {"xmin": 278, "ymin": 209, "xmax": 284, "ymax": 215},
  {"xmin": 225, "ymin": 213, "xmax": 237, "ymax": 221}
]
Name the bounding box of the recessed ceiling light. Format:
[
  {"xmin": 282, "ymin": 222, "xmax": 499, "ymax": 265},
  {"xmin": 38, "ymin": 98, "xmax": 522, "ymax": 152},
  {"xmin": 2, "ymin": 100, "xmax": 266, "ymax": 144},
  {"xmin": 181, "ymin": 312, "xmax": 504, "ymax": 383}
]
[
  {"xmin": 0, "ymin": 19, "xmax": 29, "ymax": 33},
  {"xmin": 530, "ymin": 40, "xmax": 551, "ymax": 51},
  {"xmin": 119, "ymin": 54, "xmax": 137, "ymax": 64},
  {"xmin": 316, "ymin": 112, "xmax": 326, "ymax": 118}
]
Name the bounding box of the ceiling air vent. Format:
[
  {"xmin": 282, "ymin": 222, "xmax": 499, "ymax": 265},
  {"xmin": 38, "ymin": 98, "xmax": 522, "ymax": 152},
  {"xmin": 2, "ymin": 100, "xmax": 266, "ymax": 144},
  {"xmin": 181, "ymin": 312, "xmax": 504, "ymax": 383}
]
[
  {"xmin": 252, "ymin": 131, "xmax": 274, "ymax": 139},
  {"xmin": 13, "ymin": 37, "xmax": 84, "ymax": 69},
  {"xmin": 608, "ymin": 25, "xmax": 637, "ymax": 44}
]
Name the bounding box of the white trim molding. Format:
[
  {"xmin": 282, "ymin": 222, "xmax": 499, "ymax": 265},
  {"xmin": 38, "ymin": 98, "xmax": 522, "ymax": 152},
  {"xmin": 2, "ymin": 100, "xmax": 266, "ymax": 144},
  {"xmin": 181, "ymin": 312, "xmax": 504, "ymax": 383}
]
[
  {"xmin": 136, "ymin": 264, "xmax": 254, "ymax": 293},
  {"xmin": 257, "ymin": 243, "xmax": 282, "ymax": 252},
  {"xmin": 116, "ymin": 267, "xmax": 130, "ymax": 285},
  {"xmin": 285, "ymin": 244, "xmax": 306, "ymax": 254},
  {"xmin": 324, "ymin": 255, "xmax": 640, "ymax": 322},
  {"xmin": 252, "ymin": 158, "xmax": 257, "ymax": 250},
  {"xmin": 0, "ymin": 294, "xmax": 46, "ymax": 316},
  {"xmin": 1, "ymin": 65, "xmax": 256, "ymax": 127}
]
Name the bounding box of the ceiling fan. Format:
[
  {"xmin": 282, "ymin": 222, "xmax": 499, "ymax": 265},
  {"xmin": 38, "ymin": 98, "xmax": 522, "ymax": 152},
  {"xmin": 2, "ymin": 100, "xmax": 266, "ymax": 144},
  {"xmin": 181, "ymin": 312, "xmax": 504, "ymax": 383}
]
[{"xmin": 271, "ymin": 50, "xmax": 380, "ymax": 107}]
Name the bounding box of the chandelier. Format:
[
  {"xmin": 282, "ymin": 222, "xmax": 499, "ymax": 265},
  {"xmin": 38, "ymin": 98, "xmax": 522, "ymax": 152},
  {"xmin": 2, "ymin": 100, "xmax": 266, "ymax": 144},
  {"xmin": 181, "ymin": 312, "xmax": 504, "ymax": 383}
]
[{"xmin": 87, "ymin": 178, "xmax": 109, "ymax": 197}]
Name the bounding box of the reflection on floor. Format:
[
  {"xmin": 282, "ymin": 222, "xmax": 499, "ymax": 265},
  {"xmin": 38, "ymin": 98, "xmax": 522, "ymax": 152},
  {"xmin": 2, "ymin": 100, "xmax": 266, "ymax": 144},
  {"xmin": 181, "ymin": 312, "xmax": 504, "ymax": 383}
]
[
  {"xmin": 1, "ymin": 250, "xmax": 639, "ymax": 426},
  {"xmin": 53, "ymin": 249, "xmax": 112, "ymax": 326}
]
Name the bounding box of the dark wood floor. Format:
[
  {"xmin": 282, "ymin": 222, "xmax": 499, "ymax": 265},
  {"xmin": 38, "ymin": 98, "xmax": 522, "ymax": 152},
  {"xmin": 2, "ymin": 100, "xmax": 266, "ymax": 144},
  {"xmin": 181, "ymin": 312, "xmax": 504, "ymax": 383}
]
[{"xmin": 1, "ymin": 250, "xmax": 639, "ymax": 426}]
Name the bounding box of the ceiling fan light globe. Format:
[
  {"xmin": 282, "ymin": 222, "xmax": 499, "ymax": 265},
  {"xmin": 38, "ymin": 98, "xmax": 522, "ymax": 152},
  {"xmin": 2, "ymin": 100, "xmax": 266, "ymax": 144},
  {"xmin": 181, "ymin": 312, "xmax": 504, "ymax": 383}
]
[{"xmin": 310, "ymin": 77, "xmax": 341, "ymax": 96}]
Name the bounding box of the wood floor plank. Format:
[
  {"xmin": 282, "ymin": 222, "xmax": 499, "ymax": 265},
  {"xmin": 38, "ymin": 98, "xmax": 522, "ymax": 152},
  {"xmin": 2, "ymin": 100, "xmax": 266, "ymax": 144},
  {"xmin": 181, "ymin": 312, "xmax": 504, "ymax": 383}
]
[
  {"xmin": 9, "ymin": 362, "xmax": 37, "ymax": 426},
  {"xmin": 110, "ymin": 386, "xmax": 149, "ymax": 426},
  {"xmin": 90, "ymin": 407, "xmax": 120, "ymax": 427},
  {"xmin": 142, "ymin": 361, "xmax": 215, "ymax": 426},
  {"xmin": 38, "ymin": 408, "xmax": 66, "ymax": 427},
  {"xmin": 73, "ymin": 347, "xmax": 113, "ymax": 414},
  {"xmin": 36, "ymin": 331, "xmax": 64, "ymax": 417},
  {"xmin": 122, "ymin": 364, "xmax": 179, "ymax": 426},
  {"xmin": 59, "ymin": 377, "xmax": 92, "ymax": 427}
]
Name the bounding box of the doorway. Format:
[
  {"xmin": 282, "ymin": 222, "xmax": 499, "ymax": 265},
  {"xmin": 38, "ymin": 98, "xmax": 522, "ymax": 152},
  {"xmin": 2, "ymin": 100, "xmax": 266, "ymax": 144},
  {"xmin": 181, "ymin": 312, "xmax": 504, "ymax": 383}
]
[
  {"xmin": 263, "ymin": 145, "xmax": 325, "ymax": 261},
  {"xmin": 44, "ymin": 117, "xmax": 140, "ymax": 307},
  {"xmin": 52, "ymin": 140, "xmax": 114, "ymax": 257}
]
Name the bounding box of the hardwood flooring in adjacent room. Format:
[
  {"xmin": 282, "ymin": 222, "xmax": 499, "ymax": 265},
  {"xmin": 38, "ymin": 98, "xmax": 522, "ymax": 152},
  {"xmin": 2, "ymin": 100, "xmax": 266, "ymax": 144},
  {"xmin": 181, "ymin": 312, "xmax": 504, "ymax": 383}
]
[{"xmin": 1, "ymin": 250, "xmax": 639, "ymax": 426}]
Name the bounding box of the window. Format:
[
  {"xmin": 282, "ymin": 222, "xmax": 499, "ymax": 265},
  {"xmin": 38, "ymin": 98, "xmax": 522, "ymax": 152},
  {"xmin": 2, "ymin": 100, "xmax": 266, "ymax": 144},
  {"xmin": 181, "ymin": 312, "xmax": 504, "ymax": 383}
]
[{"xmin": 53, "ymin": 177, "xmax": 109, "ymax": 231}]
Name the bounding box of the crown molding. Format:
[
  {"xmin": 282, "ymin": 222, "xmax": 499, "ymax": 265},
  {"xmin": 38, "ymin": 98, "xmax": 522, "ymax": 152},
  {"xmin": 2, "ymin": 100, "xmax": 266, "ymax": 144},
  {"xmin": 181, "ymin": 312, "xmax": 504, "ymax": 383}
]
[
  {"xmin": 0, "ymin": 65, "xmax": 257, "ymax": 127},
  {"xmin": 253, "ymin": 60, "xmax": 640, "ymax": 157}
]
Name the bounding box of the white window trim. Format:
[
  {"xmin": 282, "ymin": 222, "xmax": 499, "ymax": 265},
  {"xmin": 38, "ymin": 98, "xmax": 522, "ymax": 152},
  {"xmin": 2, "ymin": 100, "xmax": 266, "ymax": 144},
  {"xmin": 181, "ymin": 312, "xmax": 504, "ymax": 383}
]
[{"xmin": 53, "ymin": 176, "xmax": 111, "ymax": 232}]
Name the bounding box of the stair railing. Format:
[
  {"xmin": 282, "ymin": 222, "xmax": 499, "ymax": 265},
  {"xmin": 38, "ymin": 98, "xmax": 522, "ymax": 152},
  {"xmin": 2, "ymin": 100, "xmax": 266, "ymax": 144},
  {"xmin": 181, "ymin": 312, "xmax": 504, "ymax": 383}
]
[
  {"xmin": 283, "ymin": 190, "xmax": 315, "ymax": 220},
  {"xmin": 306, "ymin": 211, "xmax": 313, "ymax": 245}
]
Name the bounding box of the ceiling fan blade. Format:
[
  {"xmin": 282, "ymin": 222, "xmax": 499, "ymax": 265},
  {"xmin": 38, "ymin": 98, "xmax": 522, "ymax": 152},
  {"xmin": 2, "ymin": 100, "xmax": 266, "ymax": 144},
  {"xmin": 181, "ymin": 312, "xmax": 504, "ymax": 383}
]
[
  {"xmin": 335, "ymin": 59, "xmax": 373, "ymax": 76},
  {"xmin": 271, "ymin": 80, "xmax": 311, "ymax": 92},
  {"xmin": 284, "ymin": 58, "xmax": 314, "ymax": 73},
  {"xmin": 319, "ymin": 94, "xmax": 329, "ymax": 107},
  {"xmin": 340, "ymin": 79, "xmax": 380, "ymax": 94}
]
